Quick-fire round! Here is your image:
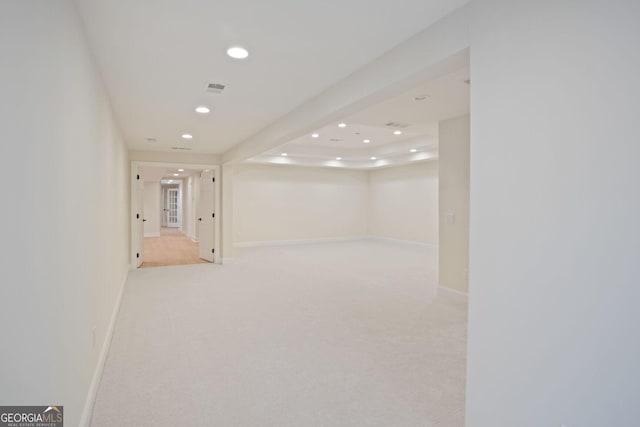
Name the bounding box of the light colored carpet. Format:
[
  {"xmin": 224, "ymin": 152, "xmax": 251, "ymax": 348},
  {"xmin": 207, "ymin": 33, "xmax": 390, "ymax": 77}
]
[
  {"xmin": 91, "ymin": 240, "xmax": 467, "ymax": 426},
  {"xmin": 141, "ymin": 227, "xmax": 208, "ymax": 268}
]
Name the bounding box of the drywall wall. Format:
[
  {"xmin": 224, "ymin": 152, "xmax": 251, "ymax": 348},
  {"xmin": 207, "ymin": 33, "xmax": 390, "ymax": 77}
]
[
  {"xmin": 129, "ymin": 150, "xmax": 221, "ymax": 165},
  {"xmin": 466, "ymin": 1, "xmax": 640, "ymax": 426},
  {"xmin": 439, "ymin": 115, "xmax": 469, "ymax": 293},
  {"xmin": 182, "ymin": 175, "xmax": 197, "ymax": 241},
  {"xmin": 0, "ymin": 2, "xmax": 129, "ymax": 426},
  {"xmin": 233, "ymin": 164, "xmax": 368, "ymax": 245},
  {"xmin": 369, "ymin": 162, "xmax": 439, "ymax": 244},
  {"xmin": 143, "ymin": 181, "xmax": 161, "ymax": 236}
]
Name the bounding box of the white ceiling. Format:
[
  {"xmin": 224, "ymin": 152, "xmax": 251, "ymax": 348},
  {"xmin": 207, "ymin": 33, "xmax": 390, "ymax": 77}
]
[
  {"xmin": 141, "ymin": 166, "xmax": 202, "ymax": 182},
  {"xmin": 248, "ymin": 65, "xmax": 469, "ymax": 169},
  {"xmin": 74, "ymin": 0, "xmax": 470, "ymax": 154}
]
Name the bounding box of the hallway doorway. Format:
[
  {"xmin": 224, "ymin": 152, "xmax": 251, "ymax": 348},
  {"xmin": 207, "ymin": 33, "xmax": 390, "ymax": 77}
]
[{"xmin": 131, "ymin": 161, "xmax": 220, "ymax": 269}]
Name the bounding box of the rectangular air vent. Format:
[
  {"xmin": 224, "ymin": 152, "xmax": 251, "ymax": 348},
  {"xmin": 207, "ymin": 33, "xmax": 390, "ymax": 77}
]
[
  {"xmin": 171, "ymin": 147, "xmax": 193, "ymax": 151},
  {"xmin": 207, "ymin": 82, "xmax": 226, "ymax": 94},
  {"xmin": 384, "ymin": 121, "xmax": 410, "ymax": 128}
]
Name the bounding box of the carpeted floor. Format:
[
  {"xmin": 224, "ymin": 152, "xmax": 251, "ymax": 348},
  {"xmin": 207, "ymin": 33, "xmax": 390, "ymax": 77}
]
[
  {"xmin": 91, "ymin": 240, "xmax": 467, "ymax": 426},
  {"xmin": 141, "ymin": 227, "xmax": 208, "ymax": 268}
]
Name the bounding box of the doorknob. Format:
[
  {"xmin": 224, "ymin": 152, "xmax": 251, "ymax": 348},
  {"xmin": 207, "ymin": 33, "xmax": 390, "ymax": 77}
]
[{"xmin": 198, "ymin": 218, "xmax": 202, "ymax": 221}]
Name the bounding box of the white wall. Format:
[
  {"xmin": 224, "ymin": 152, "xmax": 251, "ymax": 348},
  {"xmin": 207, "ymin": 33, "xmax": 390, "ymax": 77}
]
[
  {"xmin": 439, "ymin": 115, "xmax": 469, "ymax": 293},
  {"xmin": 467, "ymin": 1, "xmax": 640, "ymax": 426},
  {"xmin": 0, "ymin": 1, "xmax": 129, "ymax": 426},
  {"xmin": 182, "ymin": 175, "xmax": 197, "ymax": 240},
  {"xmin": 233, "ymin": 164, "xmax": 369, "ymax": 245},
  {"xmin": 368, "ymin": 162, "xmax": 439, "ymax": 244},
  {"xmin": 143, "ymin": 181, "xmax": 161, "ymax": 236}
]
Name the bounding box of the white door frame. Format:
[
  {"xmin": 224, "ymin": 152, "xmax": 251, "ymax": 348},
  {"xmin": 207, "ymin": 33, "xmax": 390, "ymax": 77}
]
[{"xmin": 130, "ymin": 161, "xmax": 221, "ymax": 269}]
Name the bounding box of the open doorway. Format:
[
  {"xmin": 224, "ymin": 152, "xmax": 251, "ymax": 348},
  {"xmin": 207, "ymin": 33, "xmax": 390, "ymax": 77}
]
[{"xmin": 131, "ymin": 162, "xmax": 220, "ymax": 268}]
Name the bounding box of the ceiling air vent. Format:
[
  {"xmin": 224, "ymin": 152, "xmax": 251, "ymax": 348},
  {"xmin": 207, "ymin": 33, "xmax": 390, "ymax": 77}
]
[
  {"xmin": 207, "ymin": 82, "xmax": 226, "ymax": 94},
  {"xmin": 330, "ymin": 138, "xmax": 341, "ymax": 142},
  {"xmin": 384, "ymin": 122, "xmax": 410, "ymax": 129},
  {"xmin": 171, "ymin": 147, "xmax": 193, "ymax": 151}
]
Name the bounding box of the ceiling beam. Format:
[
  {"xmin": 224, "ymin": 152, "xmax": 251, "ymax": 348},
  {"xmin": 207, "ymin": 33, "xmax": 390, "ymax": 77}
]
[{"xmin": 222, "ymin": 4, "xmax": 471, "ymax": 164}]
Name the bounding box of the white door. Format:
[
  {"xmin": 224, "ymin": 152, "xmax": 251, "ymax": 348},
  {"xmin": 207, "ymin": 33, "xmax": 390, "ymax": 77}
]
[
  {"xmin": 167, "ymin": 188, "xmax": 179, "ymax": 228},
  {"xmin": 136, "ymin": 176, "xmax": 144, "ymax": 267},
  {"xmin": 199, "ymin": 171, "xmax": 215, "ymax": 262}
]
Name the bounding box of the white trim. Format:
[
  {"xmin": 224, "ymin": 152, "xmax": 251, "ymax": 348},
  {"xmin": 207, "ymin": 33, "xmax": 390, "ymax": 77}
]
[
  {"xmin": 233, "ymin": 236, "xmax": 367, "ymax": 248},
  {"xmin": 144, "ymin": 232, "xmax": 160, "ymax": 238},
  {"xmin": 221, "ymin": 257, "xmax": 235, "ymax": 264},
  {"xmin": 438, "ymin": 286, "xmax": 468, "ymax": 302},
  {"xmin": 187, "ymin": 234, "xmax": 198, "ymax": 242},
  {"xmin": 131, "ymin": 161, "xmax": 221, "ymax": 268},
  {"xmin": 79, "ymin": 270, "xmax": 128, "ymax": 427},
  {"xmin": 365, "ymin": 235, "xmax": 439, "ymax": 249}
]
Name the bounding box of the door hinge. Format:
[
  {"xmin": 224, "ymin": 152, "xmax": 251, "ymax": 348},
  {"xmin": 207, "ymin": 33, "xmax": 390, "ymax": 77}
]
[
  {"xmin": 136, "ymin": 213, "xmax": 139, "ymax": 219},
  {"xmin": 211, "ymin": 248, "xmax": 215, "ymax": 254},
  {"xmin": 212, "ymin": 177, "xmax": 215, "ymax": 182},
  {"xmin": 136, "ymin": 253, "xmax": 140, "ymax": 258},
  {"xmin": 212, "ymin": 213, "xmax": 215, "ymax": 218},
  {"xmin": 137, "ymin": 174, "xmax": 140, "ymax": 180}
]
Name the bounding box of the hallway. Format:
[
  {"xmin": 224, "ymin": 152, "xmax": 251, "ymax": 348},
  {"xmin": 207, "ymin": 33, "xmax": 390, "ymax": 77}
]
[
  {"xmin": 91, "ymin": 241, "xmax": 467, "ymax": 426},
  {"xmin": 141, "ymin": 227, "xmax": 208, "ymax": 268}
]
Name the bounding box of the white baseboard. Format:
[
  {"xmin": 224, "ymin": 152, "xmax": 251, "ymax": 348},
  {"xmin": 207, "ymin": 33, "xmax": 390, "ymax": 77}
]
[
  {"xmin": 220, "ymin": 257, "xmax": 234, "ymax": 264},
  {"xmin": 233, "ymin": 236, "xmax": 367, "ymax": 248},
  {"xmin": 144, "ymin": 232, "xmax": 160, "ymax": 237},
  {"xmin": 366, "ymin": 236, "xmax": 439, "ymax": 249},
  {"xmin": 438, "ymin": 285, "xmax": 468, "ymax": 302},
  {"xmin": 188, "ymin": 234, "xmax": 198, "ymax": 242},
  {"xmin": 79, "ymin": 270, "xmax": 128, "ymax": 427}
]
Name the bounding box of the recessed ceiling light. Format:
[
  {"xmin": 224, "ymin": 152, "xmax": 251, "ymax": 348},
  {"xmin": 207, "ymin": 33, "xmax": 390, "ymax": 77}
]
[
  {"xmin": 336, "ymin": 157, "xmax": 342, "ymax": 160},
  {"xmin": 178, "ymin": 169, "xmax": 184, "ymax": 172},
  {"xmin": 311, "ymin": 133, "xmax": 319, "ymax": 138},
  {"xmin": 338, "ymin": 123, "xmax": 347, "ymax": 128},
  {"xmin": 281, "ymin": 153, "xmax": 288, "ymax": 156},
  {"xmin": 363, "ymin": 139, "xmax": 370, "ymax": 143},
  {"xmin": 370, "ymin": 156, "xmax": 377, "ymax": 160},
  {"xmin": 195, "ymin": 106, "xmax": 210, "ymax": 114},
  {"xmin": 393, "ymin": 130, "xmax": 402, "ymax": 135},
  {"xmin": 410, "ymin": 149, "xmax": 417, "ymax": 153},
  {"xmin": 173, "ymin": 173, "xmax": 179, "ymax": 176},
  {"xmin": 227, "ymin": 46, "xmax": 249, "ymax": 59},
  {"xmin": 181, "ymin": 133, "xmax": 193, "ymax": 139}
]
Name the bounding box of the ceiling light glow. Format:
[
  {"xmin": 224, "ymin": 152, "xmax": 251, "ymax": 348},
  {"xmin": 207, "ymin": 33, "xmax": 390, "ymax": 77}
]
[
  {"xmin": 227, "ymin": 46, "xmax": 249, "ymax": 59},
  {"xmin": 393, "ymin": 130, "xmax": 402, "ymax": 135},
  {"xmin": 338, "ymin": 123, "xmax": 346, "ymax": 128},
  {"xmin": 195, "ymin": 106, "xmax": 210, "ymax": 114},
  {"xmin": 363, "ymin": 139, "xmax": 370, "ymax": 143},
  {"xmin": 370, "ymin": 156, "xmax": 377, "ymax": 160},
  {"xmin": 336, "ymin": 157, "xmax": 342, "ymax": 160},
  {"xmin": 281, "ymin": 153, "xmax": 288, "ymax": 156},
  {"xmin": 173, "ymin": 173, "xmax": 179, "ymax": 176},
  {"xmin": 181, "ymin": 134, "xmax": 193, "ymax": 139},
  {"xmin": 311, "ymin": 133, "xmax": 319, "ymax": 138},
  {"xmin": 178, "ymin": 169, "xmax": 184, "ymax": 172},
  {"xmin": 410, "ymin": 149, "xmax": 417, "ymax": 153}
]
